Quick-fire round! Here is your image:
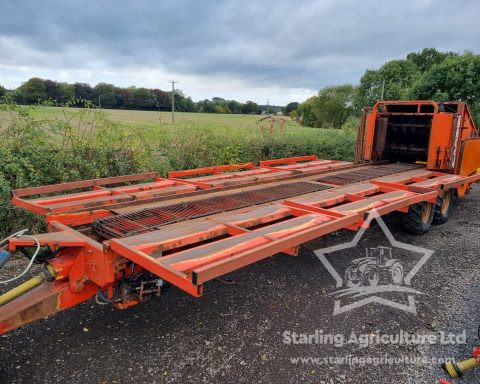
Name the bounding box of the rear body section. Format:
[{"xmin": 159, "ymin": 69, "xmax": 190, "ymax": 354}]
[{"xmin": 356, "ymin": 100, "xmax": 479, "ymax": 176}]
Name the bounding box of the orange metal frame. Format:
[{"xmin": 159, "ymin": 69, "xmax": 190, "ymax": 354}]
[
  {"xmin": 358, "ymin": 100, "xmax": 480, "ymax": 173},
  {"xmin": 11, "ymin": 156, "xmax": 356, "ymax": 227},
  {"xmin": 2, "ymin": 152, "xmax": 480, "ymax": 334}
]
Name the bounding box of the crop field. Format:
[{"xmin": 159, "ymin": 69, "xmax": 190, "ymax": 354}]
[
  {"xmin": 27, "ymin": 106, "xmax": 315, "ymax": 133},
  {"xmin": 32, "ymin": 107, "xmax": 269, "ymax": 128},
  {"xmin": 21, "ymin": 106, "xmax": 357, "ymax": 152}
]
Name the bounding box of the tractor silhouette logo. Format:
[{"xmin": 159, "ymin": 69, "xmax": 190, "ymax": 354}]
[
  {"xmin": 344, "ymin": 246, "xmax": 404, "ymax": 288},
  {"xmin": 315, "ymin": 209, "xmax": 434, "ymax": 316}
]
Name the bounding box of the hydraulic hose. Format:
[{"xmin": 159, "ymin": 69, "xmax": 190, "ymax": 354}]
[
  {"xmin": 0, "ymin": 230, "xmax": 28, "ymax": 270},
  {"xmin": 0, "ymin": 265, "xmax": 56, "ymax": 306},
  {"xmin": 0, "ymin": 250, "xmax": 12, "ymax": 269},
  {"xmin": 0, "ymin": 229, "xmax": 55, "ymax": 306},
  {"xmin": 443, "ymin": 358, "xmax": 479, "ymax": 378},
  {"xmin": 0, "ymin": 229, "xmax": 28, "ymax": 246},
  {"xmin": 0, "ymin": 232, "xmax": 41, "ymax": 285}
]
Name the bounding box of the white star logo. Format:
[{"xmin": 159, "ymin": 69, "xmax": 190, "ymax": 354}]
[{"xmin": 314, "ymin": 209, "xmax": 434, "ymax": 316}]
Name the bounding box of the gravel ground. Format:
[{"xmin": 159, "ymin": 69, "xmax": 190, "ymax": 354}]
[{"xmin": 1, "ymin": 185, "xmax": 480, "ymax": 384}]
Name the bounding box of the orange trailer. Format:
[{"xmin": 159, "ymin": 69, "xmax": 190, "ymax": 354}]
[{"xmin": 1, "ymin": 100, "xmax": 479, "ymax": 334}]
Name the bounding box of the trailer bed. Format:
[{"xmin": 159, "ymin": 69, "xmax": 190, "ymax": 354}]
[
  {"xmin": 11, "ymin": 156, "xmax": 475, "ymax": 294},
  {"xmin": 2, "ymin": 156, "xmax": 480, "ymax": 334}
]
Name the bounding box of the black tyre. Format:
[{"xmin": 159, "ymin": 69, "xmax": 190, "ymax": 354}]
[
  {"xmin": 433, "ymin": 189, "xmax": 454, "ymax": 225},
  {"xmin": 404, "ymin": 202, "xmax": 434, "ymax": 235}
]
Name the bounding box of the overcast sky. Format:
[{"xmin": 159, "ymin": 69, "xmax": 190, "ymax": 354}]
[{"xmin": 0, "ymin": 0, "xmax": 479, "ymax": 105}]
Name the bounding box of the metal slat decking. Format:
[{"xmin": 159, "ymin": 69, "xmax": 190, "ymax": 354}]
[{"xmin": 93, "ymin": 182, "xmax": 332, "ymax": 239}]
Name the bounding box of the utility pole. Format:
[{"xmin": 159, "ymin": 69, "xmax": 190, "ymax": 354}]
[
  {"xmin": 380, "ymin": 78, "xmax": 385, "ymax": 100},
  {"xmin": 266, "ymin": 98, "xmax": 270, "ymax": 115},
  {"xmin": 98, "ymin": 95, "xmax": 101, "ymax": 108},
  {"xmin": 169, "ymin": 80, "xmax": 179, "ymax": 123}
]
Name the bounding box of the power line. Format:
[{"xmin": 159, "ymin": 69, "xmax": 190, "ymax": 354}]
[{"xmin": 169, "ymin": 80, "xmax": 179, "ymax": 123}]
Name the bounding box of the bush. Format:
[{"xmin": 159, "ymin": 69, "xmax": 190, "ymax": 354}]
[{"xmin": 0, "ymin": 103, "xmax": 150, "ymax": 236}]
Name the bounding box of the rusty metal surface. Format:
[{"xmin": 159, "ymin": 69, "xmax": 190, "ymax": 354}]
[
  {"xmin": 411, "ymin": 174, "xmax": 464, "ymax": 188},
  {"xmin": 12, "ymin": 172, "xmax": 160, "ymax": 198},
  {"xmin": 332, "ymin": 190, "xmax": 412, "ymax": 214},
  {"xmin": 159, "ymin": 214, "xmax": 329, "ymax": 273},
  {"xmin": 316, "ymin": 163, "xmax": 422, "ymax": 185},
  {"xmin": 372, "ymin": 168, "xmax": 433, "ymax": 183},
  {"xmin": 13, "ymin": 158, "xmax": 355, "ymax": 221},
  {"xmin": 108, "ymin": 174, "xmax": 440, "ymax": 293},
  {"xmin": 287, "ymin": 183, "xmax": 379, "ymax": 206},
  {"xmin": 0, "ymin": 282, "xmax": 64, "ymax": 334},
  {"xmin": 93, "ymin": 182, "xmax": 332, "ymax": 239},
  {"xmin": 176, "ymin": 168, "xmax": 294, "ymax": 187},
  {"xmin": 263, "ymin": 160, "xmax": 353, "ymax": 174},
  {"xmin": 373, "ymin": 117, "xmax": 388, "ymax": 153}
]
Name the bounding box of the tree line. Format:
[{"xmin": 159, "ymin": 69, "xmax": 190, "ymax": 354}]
[
  {"xmin": 289, "ymin": 48, "xmax": 480, "ymax": 128},
  {"xmin": 0, "ymin": 79, "xmax": 283, "ymax": 115},
  {"xmin": 2, "ymin": 48, "xmax": 477, "ymax": 123}
]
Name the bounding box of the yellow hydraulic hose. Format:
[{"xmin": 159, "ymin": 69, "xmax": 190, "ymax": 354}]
[
  {"xmin": 443, "ymin": 357, "xmax": 480, "ymax": 378},
  {"xmin": 0, "ymin": 265, "xmax": 55, "ymax": 306}
]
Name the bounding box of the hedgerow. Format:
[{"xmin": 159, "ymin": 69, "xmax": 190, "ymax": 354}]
[{"xmin": 0, "ymin": 103, "xmax": 355, "ymax": 236}]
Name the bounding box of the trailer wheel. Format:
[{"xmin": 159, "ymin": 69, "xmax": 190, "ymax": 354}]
[
  {"xmin": 404, "ymin": 202, "xmax": 434, "ymax": 235},
  {"xmin": 433, "ymin": 189, "xmax": 454, "ymax": 225}
]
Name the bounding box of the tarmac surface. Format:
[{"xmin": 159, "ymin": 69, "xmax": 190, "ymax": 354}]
[{"xmin": 1, "ymin": 185, "xmax": 480, "ymax": 384}]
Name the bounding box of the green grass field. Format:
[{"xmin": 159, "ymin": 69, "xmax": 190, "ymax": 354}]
[
  {"xmin": 26, "ymin": 105, "xmax": 356, "ymax": 150},
  {"xmin": 26, "ymin": 106, "xmax": 302, "ymax": 132}
]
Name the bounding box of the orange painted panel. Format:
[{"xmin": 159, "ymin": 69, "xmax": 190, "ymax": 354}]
[
  {"xmin": 363, "ymin": 112, "xmax": 375, "ymax": 160},
  {"xmin": 427, "ymin": 113, "xmax": 453, "ymax": 170},
  {"xmin": 457, "ymin": 139, "xmax": 480, "ymax": 176}
]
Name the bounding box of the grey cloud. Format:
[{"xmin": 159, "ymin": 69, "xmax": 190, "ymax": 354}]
[{"xmin": 0, "ymin": 0, "xmax": 479, "ymax": 94}]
